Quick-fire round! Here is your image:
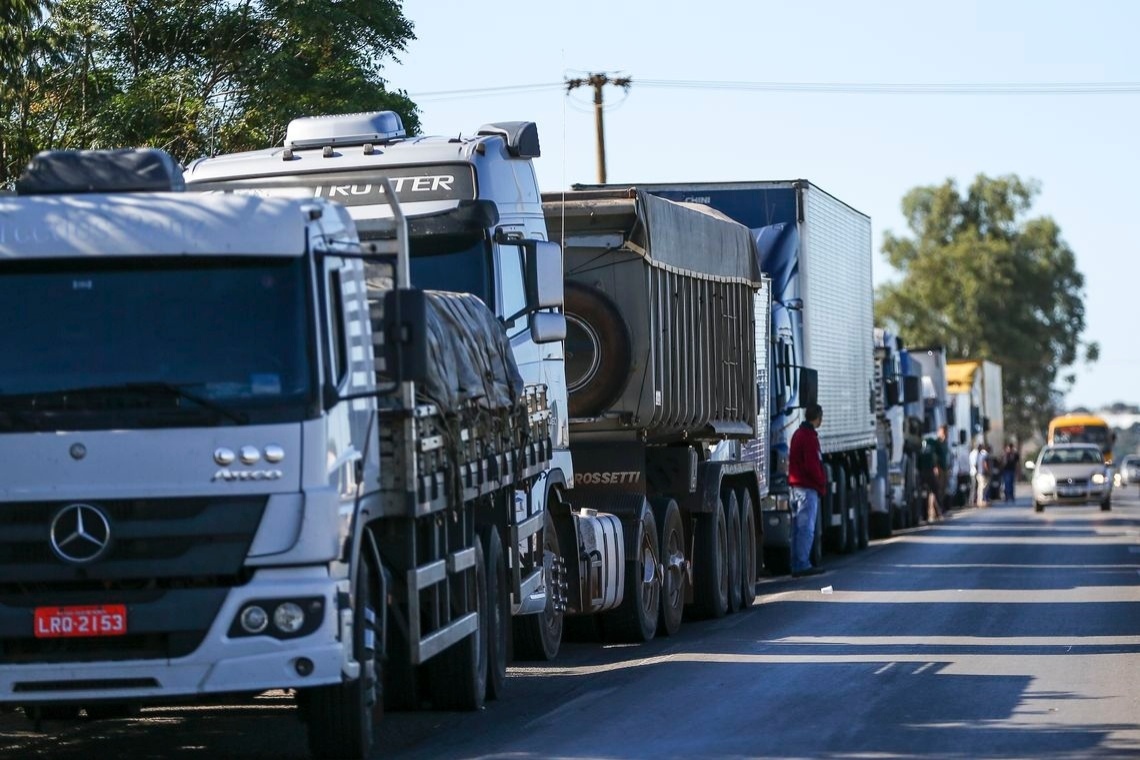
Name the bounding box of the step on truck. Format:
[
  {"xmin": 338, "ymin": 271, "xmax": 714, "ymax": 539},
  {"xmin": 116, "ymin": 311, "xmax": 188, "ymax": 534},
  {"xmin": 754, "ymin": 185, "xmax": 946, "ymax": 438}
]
[
  {"xmin": 579, "ymin": 181, "xmax": 876, "ymax": 573},
  {"xmin": 543, "ymin": 188, "xmax": 771, "ymax": 633},
  {"xmin": 0, "ymin": 144, "xmax": 558, "ymax": 758}
]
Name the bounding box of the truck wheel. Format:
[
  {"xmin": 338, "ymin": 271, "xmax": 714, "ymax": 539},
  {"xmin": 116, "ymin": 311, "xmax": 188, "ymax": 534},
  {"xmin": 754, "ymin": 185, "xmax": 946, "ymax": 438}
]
[
  {"xmin": 811, "ymin": 497, "xmax": 824, "ymax": 568},
  {"xmin": 602, "ymin": 499, "xmax": 660, "ymax": 642},
  {"xmin": 725, "ymin": 492, "xmax": 743, "ymax": 613},
  {"xmin": 856, "ymin": 474, "xmax": 870, "ymax": 549},
  {"xmin": 478, "ymin": 525, "xmax": 509, "ymax": 700},
  {"xmin": 651, "ymin": 497, "xmax": 685, "ymax": 636},
  {"xmin": 563, "ymin": 281, "xmax": 632, "ymax": 418},
  {"xmin": 738, "ymin": 489, "xmax": 758, "ymax": 610},
  {"xmin": 304, "ymin": 560, "xmax": 382, "ymax": 760},
  {"xmin": 830, "ymin": 465, "xmax": 850, "ymax": 554},
  {"xmin": 691, "ymin": 495, "xmax": 729, "ymax": 619},
  {"xmin": 427, "ymin": 536, "xmax": 487, "ymax": 711},
  {"xmin": 513, "ymin": 510, "xmax": 563, "ymax": 661}
]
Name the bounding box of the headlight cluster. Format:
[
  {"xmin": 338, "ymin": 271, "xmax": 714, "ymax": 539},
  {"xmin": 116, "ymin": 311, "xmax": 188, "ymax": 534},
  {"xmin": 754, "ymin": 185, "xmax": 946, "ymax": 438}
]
[
  {"xmin": 229, "ymin": 597, "xmax": 324, "ymax": 639},
  {"xmin": 1091, "ymin": 473, "xmax": 1107, "ymax": 485},
  {"xmin": 1035, "ymin": 472, "xmax": 1056, "ymax": 490}
]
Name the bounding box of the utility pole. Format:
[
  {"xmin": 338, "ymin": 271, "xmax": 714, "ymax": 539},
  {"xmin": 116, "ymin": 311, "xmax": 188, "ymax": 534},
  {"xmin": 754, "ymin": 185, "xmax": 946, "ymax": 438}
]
[{"xmin": 565, "ymin": 73, "xmax": 632, "ymax": 184}]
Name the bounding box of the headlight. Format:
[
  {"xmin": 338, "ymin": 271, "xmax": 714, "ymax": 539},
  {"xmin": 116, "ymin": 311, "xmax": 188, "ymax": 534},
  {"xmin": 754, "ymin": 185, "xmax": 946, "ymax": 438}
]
[
  {"xmin": 1035, "ymin": 472, "xmax": 1056, "ymax": 490},
  {"xmin": 1092, "ymin": 473, "xmax": 1106, "ymax": 485}
]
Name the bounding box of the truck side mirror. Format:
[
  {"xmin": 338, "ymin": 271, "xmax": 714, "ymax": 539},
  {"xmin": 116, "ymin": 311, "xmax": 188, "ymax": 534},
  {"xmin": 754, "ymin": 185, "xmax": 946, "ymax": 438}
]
[
  {"xmin": 529, "ymin": 312, "xmax": 566, "ymax": 344},
  {"xmin": 798, "ymin": 368, "xmax": 819, "ymax": 409},
  {"xmin": 380, "ymin": 288, "xmax": 429, "ymax": 385},
  {"xmin": 946, "ymin": 404, "xmax": 957, "ymax": 426},
  {"xmin": 959, "ymin": 430, "xmax": 967, "ymax": 445},
  {"xmin": 885, "ymin": 378, "xmax": 900, "ymax": 408},
  {"xmin": 983, "ymin": 416, "xmax": 991, "ymax": 433},
  {"xmin": 523, "ymin": 240, "xmax": 564, "ymax": 309},
  {"xmin": 903, "ymin": 375, "xmax": 921, "ymax": 404}
]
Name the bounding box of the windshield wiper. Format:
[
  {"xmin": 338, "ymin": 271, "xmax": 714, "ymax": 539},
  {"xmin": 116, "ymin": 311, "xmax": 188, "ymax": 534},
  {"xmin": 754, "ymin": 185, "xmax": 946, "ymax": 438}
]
[{"xmin": 0, "ymin": 382, "xmax": 249, "ymax": 425}]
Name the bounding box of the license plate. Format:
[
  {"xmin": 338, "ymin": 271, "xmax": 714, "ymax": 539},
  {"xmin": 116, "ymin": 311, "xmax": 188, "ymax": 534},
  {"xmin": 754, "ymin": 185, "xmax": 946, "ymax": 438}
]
[{"xmin": 34, "ymin": 605, "xmax": 127, "ymax": 638}]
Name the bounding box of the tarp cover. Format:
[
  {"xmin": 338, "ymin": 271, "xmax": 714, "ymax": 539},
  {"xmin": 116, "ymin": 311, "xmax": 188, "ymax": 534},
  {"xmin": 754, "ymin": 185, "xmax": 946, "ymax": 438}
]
[
  {"xmin": 16, "ymin": 148, "xmax": 186, "ymax": 195},
  {"xmin": 420, "ymin": 290, "xmax": 523, "ymax": 413}
]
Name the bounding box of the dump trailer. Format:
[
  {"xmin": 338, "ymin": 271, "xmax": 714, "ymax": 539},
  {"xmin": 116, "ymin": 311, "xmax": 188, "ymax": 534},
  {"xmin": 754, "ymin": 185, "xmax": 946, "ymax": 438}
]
[
  {"xmin": 0, "ymin": 146, "xmax": 556, "ymax": 759},
  {"xmin": 871, "ymin": 329, "xmax": 923, "ymax": 537},
  {"xmin": 578, "ymin": 181, "xmax": 875, "ymax": 571},
  {"xmin": 544, "ymin": 188, "xmax": 771, "ymax": 634}
]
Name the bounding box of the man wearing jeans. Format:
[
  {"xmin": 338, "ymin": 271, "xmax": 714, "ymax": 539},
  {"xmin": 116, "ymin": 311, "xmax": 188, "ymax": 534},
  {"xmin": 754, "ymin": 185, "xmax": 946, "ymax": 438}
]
[{"xmin": 788, "ymin": 403, "xmax": 826, "ymax": 577}]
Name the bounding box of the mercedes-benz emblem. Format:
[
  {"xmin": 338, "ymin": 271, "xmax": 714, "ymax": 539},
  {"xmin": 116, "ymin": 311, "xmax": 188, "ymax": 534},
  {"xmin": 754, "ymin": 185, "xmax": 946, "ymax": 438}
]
[{"xmin": 50, "ymin": 504, "xmax": 112, "ymax": 564}]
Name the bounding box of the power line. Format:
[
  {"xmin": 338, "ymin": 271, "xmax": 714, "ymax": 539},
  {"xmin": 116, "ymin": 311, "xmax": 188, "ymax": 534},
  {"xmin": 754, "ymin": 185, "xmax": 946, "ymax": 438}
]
[{"xmin": 408, "ymin": 78, "xmax": 1140, "ymax": 100}]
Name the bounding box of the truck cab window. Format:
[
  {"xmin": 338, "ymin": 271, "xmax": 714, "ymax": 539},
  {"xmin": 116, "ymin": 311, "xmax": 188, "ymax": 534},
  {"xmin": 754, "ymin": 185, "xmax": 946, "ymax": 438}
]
[
  {"xmin": 499, "ymin": 246, "xmax": 528, "ymax": 335},
  {"xmin": 326, "ymin": 265, "xmax": 349, "ymax": 386},
  {"xmin": 409, "ymin": 233, "xmax": 492, "ymax": 305}
]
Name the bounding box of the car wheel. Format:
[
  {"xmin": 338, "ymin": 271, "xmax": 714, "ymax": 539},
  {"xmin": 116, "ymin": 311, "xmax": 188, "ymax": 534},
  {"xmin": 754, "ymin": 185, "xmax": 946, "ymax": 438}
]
[{"xmin": 1033, "ymin": 501, "xmax": 1044, "ymax": 513}]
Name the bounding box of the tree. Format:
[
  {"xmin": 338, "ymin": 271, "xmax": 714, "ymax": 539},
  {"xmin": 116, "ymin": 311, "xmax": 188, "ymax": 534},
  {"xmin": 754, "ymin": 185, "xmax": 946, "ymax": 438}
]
[
  {"xmin": 875, "ymin": 174, "xmax": 1098, "ymax": 446},
  {"xmin": 1, "ymin": 0, "xmax": 420, "ymax": 186}
]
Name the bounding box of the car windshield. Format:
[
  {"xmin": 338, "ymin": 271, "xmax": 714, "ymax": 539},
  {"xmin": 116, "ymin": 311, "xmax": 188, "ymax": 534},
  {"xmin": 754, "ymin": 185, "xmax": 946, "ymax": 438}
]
[
  {"xmin": 1041, "ymin": 447, "xmax": 1103, "ymax": 465},
  {"xmin": 0, "ymin": 256, "xmax": 315, "ymax": 431}
]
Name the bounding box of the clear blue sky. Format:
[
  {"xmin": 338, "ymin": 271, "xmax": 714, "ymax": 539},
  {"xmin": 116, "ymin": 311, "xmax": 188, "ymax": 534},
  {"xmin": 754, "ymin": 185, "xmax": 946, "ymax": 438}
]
[{"xmin": 389, "ymin": 0, "xmax": 1139, "ymax": 410}]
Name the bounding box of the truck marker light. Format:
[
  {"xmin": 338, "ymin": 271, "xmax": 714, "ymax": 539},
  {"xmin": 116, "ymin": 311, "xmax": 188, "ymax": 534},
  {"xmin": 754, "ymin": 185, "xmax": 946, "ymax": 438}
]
[
  {"xmin": 214, "ymin": 448, "xmax": 236, "ymax": 466},
  {"xmin": 239, "ymin": 446, "xmax": 261, "ymax": 465}
]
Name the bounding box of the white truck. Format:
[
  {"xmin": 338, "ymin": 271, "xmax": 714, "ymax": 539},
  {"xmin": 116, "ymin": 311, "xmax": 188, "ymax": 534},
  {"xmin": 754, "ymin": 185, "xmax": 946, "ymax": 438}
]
[
  {"xmin": 582, "ymin": 181, "xmax": 876, "ymax": 571},
  {"xmin": 871, "ymin": 329, "xmax": 923, "ymax": 536},
  {"xmin": 907, "ymin": 346, "xmax": 962, "ymax": 508},
  {"xmin": 947, "ymin": 359, "xmax": 1005, "ymax": 500},
  {"xmin": 0, "ymin": 144, "xmax": 560, "ymax": 758}
]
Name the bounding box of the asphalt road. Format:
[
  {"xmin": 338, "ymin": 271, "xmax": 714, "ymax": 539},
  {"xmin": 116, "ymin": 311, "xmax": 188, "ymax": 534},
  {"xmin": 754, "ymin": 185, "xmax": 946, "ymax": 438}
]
[{"xmin": 2, "ymin": 486, "xmax": 1138, "ymax": 759}]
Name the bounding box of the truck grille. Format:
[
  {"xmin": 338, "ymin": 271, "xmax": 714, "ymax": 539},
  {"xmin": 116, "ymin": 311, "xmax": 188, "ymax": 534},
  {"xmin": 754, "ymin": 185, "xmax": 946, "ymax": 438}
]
[{"xmin": 0, "ymin": 496, "xmax": 265, "ymax": 663}]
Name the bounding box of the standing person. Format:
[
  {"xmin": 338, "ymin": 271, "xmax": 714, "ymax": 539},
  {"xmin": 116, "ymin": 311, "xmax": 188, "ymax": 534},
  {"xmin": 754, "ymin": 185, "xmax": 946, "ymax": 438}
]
[
  {"xmin": 788, "ymin": 403, "xmax": 826, "ymax": 577},
  {"xmin": 976, "ymin": 444, "xmax": 991, "ymax": 507},
  {"xmin": 917, "ymin": 433, "xmax": 944, "ymax": 522},
  {"xmin": 936, "ymin": 424, "xmax": 952, "ymax": 510},
  {"xmin": 968, "ymin": 442, "xmax": 981, "ymax": 507},
  {"xmin": 1001, "ymin": 443, "xmax": 1018, "ymax": 502}
]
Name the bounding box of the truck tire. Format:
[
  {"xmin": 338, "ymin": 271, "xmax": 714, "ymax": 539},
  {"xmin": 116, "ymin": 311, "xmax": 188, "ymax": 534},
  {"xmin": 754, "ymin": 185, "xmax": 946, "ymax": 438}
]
[
  {"xmin": 601, "ymin": 499, "xmax": 660, "ymax": 642},
  {"xmin": 856, "ymin": 473, "xmax": 870, "ymax": 549},
  {"xmin": 427, "ymin": 536, "xmax": 487, "ymax": 711},
  {"xmin": 563, "ymin": 281, "xmax": 632, "ymax": 418},
  {"xmin": 725, "ymin": 492, "xmax": 743, "ymax": 613},
  {"xmin": 738, "ymin": 489, "xmax": 758, "ymax": 610},
  {"xmin": 304, "ymin": 560, "xmax": 382, "ymax": 760},
  {"xmin": 691, "ymin": 495, "xmax": 729, "ymax": 619},
  {"xmin": 829, "ymin": 465, "xmax": 849, "ymax": 554},
  {"xmin": 651, "ymin": 497, "xmax": 685, "ymax": 636},
  {"xmin": 478, "ymin": 525, "xmax": 509, "ymax": 700},
  {"xmin": 512, "ymin": 510, "xmax": 563, "ymax": 661}
]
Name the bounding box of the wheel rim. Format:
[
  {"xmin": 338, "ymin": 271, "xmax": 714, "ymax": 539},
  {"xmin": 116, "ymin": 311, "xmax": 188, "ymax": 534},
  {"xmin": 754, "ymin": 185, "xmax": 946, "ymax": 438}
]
[
  {"xmin": 663, "ymin": 523, "xmax": 685, "ymax": 611},
  {"xmin": 639, "ymin": 523, "xmax": 661, "ymax": 622},
  {"xmin": 716, "ymin": 509, "xmax": 729, "ymax": 605}
]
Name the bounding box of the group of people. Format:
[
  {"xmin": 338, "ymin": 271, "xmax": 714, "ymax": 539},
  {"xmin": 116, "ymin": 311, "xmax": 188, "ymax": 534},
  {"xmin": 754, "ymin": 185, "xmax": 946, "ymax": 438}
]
[{"xmin": 969, "ymin": 441, "xmax": 1020, "ymax": 507}]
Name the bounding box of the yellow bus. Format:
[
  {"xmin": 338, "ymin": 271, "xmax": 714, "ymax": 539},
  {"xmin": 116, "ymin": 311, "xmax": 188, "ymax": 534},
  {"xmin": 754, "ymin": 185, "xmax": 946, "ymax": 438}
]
[{"xmin": 1047, "ymin": 413, "xmax": 1115, "ymax": 464}]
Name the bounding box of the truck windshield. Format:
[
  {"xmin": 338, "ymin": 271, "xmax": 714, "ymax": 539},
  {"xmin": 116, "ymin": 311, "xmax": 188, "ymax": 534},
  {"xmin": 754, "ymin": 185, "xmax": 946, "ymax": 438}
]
[
  {"xmin": 0, "ymin": 256, "xmax": 314, "ymax": 431},
  {"xmin": 409, "ymin": 233, "xmax": 492, "ymax": 305}
]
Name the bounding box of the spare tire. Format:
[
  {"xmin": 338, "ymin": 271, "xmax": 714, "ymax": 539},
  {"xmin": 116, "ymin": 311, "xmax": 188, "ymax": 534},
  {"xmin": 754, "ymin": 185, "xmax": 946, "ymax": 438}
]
[{"xmin": 564, "ymin": 281, "xmax": 632, "ymax": 418}]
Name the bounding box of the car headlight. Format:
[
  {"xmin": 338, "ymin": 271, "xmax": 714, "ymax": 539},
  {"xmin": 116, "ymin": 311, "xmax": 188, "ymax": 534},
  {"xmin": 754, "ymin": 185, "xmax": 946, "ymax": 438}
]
[
  {"xmin": 1035, "ymin": 472, "xmax": 1056, "ymax": 490},
  {"xmin": 1092, "ymin": 473, "xmax": 1106, "ymax": 485}
]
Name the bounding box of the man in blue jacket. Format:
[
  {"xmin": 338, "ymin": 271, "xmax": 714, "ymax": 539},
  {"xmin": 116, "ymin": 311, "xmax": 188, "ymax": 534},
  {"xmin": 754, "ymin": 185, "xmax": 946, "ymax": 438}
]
[{"xmin": 788, "ymin": 403, "xmax": 826, "ymax": 577}]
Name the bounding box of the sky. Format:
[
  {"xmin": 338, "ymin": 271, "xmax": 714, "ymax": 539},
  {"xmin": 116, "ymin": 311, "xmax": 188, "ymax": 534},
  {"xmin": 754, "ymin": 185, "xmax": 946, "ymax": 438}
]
[{"xmin": 388, "ymin": 0, "xmax": 1139, "ymax": 410}]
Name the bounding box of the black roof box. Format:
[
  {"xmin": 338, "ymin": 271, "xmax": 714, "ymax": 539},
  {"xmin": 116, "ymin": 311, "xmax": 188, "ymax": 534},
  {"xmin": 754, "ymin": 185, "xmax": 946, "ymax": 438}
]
[{"xmin": 15, "ymin": 148, "xmax": 186, "ymax": 195}]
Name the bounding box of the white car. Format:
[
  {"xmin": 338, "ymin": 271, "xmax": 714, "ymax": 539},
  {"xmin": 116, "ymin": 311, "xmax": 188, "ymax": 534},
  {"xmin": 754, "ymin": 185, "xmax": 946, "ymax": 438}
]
[
  {"xmin": 1026, "ymin": 443, "xmax": 1112, "ymax": 513},
  {"xmin": 1117, "ymin": 454, "xmax": 1140, "ymax": 487}
]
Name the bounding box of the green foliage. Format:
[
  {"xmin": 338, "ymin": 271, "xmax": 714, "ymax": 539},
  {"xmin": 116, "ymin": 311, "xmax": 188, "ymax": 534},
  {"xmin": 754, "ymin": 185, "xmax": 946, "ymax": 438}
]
[
  {"xmin": 1, "ymin": 0, "xmax": 419, "ymax": 185},
  {"xmin": 875, "ymin": 174, "xmax": 1097, "ymax": 446}
]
